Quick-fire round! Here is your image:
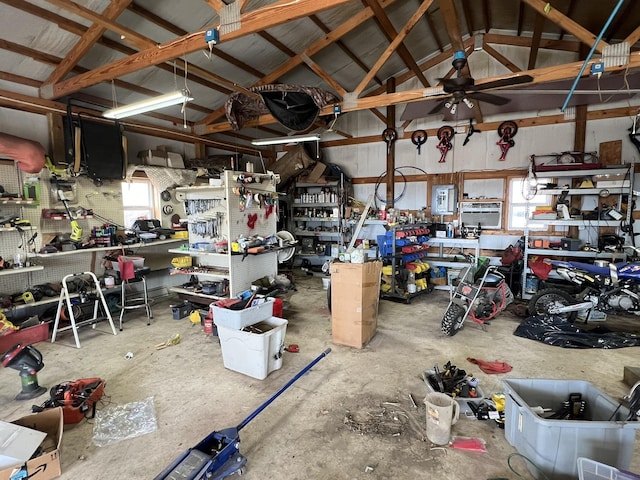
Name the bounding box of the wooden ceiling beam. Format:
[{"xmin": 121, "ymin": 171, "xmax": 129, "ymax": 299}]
[
  {"xmin": 0, "ymin": 71, "xmax": 41, "ymax": 88},
  {"xmin": 44, "ymin": 0, "xmax": 132, "ymax": 86},
  {"xmin": 522, "ymin": 0, "xmax": 608, "ymax": 52},
  {"xmin": 0, "ymin": 38, "xmax": 212, "ymax": 116},
  {"xmin": 44, "ymin": 0, "xmax": 355, "ymax": 99},
  {"xmin": 605, "ymin": 0, "xmax": 633, "ymax": 42},
  {"xmin": 0, "ymin": 88, "xmax": 267, "ymax": 157},
  {"xmin": 300, "ymin": 54, "xmax": 348, "ymax": 97},
  {"xmin": 460, "ymin": 0, "xmax": 474, "ymax": 36},
  {"xmin": 309, "ymin": 14, "xmax": 382, "ymax": 85},
  {"xmin": 354, "ymin": 0, "xmax": 434, "ymax": 96},
  {"xmin": 481, "ymin": 0, "xmax": 490, "ymax": 33},
  {"xmin": 195, "ymin": 0, "xmax": 401, "ymax": 127},
  {"xmin": 41, "ymin": 0, "xmax": 259, "ymax": 100},
  {"xmin": 558, "ymin": 0, "xmax": 576, "ymax": 41},
  {"xmin": 482, "ymin": 43, "xmax": 521, "ymax": 73},
  {"xmin": 129, "ymin": 2, "xmax": 264, "ymax": 79},
  {"xmin": 325, "ymin": 53, "xmax": 640, "ymax": 115},
  {"xmin": 516, "ymin": 1, "xmax": 525, "ymax": 36},
  {"xmin": 44, "ymin": 0, "xmax": 152, "ymax": 51},
  {"xmin": 204, "ymin": 0, "xmax": 224, "ymax": 13},
  {"xmin": 528, "ymin": 12, "xmax": 545, "ymax": 70},
  {"xmin": 424, "ymin": 11, "xmax": 444, "ymax": 53},
  {"xmin": 362, "ymin": 0, "xmax": 431, "ymax": 88},
  {"xmin": 484, "ymin": 33, "xmax": 579, "ymax": 52},
  {"xmin": 1, "ymin": 0, "xmax": 233, "ymax": 96},
  {"xmin": 625, "ymin": 25, "xmax": 640, "ymax": 47}
]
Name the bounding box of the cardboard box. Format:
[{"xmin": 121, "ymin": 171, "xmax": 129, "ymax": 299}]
[
  {"xmin": 306, "ymin": 162, "xmax": 327, "ymax": 183},
  {"xmin": 0, "ymin": 422, "xmax": 47, "ymax": 470},
  {"xmin": 138, "ymin": 149, "xmax": 168, "ymax": 167},
  {"xmin": 330, "ymin": 261, "xmax": 382, "ymax": 348},
  {"xmin": 0, "ymin": 408, "xmax": 63, "ymax": 480}
]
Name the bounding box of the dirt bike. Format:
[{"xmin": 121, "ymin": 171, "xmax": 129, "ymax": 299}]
[
  {"xmin": 441, "ymin": 255, "xmax": 514, "ymax": 336},
  {"xmin": 528, "ymin": 245, "xmax": 640, "ymax": 321}
]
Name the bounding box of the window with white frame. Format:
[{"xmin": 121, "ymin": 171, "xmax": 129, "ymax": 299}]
[
  {"xmin": 121, "ymin": 179, "xmax": 157, "ymax": 228},
  {"xmin": 508, "ymin": 177, "xmax": 551, "ymax": 230}
]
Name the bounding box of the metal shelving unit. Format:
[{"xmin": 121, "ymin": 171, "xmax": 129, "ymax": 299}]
[
  {"xmin": 521, "ymin": 165, "xmax": 634, "ymax": 299},
  {"xmin": 292, "ymin": 177, "xmax": 350, "ymax": 264}
]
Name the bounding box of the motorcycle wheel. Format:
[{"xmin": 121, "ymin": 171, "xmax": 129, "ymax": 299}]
[
  {"xmin": 527, "ymin": 288, "xmax": 577, "ymax": 321},
  {"xmin": 441, "ymin": 303, "xmax": 466, "ymax": 336}
]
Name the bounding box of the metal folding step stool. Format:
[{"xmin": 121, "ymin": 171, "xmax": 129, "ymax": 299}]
[{"xmin": 51, "ymin": 272, "xmax": 117, "ymax": 348}]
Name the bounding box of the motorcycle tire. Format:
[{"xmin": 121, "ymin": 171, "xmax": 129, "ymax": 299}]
[
  {"xmin": 527, "ymin": 288, "xmax": 577, "ymax": 322},
  {"xmin": 441, "ymin": 303, "xmax": 466, "ymax": 336}
]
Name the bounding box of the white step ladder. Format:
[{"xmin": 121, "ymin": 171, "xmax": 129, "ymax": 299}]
[{"xmin": 51, "ymin": 272, "xmax": 117, "ymax": 348}]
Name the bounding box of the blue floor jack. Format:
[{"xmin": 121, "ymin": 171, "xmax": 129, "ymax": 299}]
[{"xmin": 155, "ymin": 348, "xmax": 331, "ymax": 480}]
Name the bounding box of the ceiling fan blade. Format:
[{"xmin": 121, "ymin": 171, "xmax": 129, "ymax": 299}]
[
  {"xmin": 428, "ymin": 100, "xmax": 448, "ymax": 115},
  {"xmin": 466, "ymin": 92, "xmax": 510, "ymax": 106},
  {"xmin": 470, "ymin": 74, "xmax": 534, "ymax": 91}
]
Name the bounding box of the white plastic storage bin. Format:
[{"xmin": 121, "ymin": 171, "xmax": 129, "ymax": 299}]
[
  {"xmin": 578, "ymin": 458, "xmax": 640, "ymax": 480},
  {"xmin": 503, "ymin": 378, "xmax": 640, "ymax": 480},
  {"xmin": 217, "ymin": 316, "xmax": 287, "ymax": 380},
  {"xmin": 212, "ymin": 298, "xmax": 274, "ymax": 329}
]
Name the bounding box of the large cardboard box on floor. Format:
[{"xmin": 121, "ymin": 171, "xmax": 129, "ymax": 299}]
[
  {"xmin": 330, "ymin": 261, "xmax": 382, "ymax": 348},
  {"xmin": 0, "ymin": 408, "xmax": 63, "ymax": 480}
]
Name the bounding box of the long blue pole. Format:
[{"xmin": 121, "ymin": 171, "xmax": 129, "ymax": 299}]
[
  {"xmin": 561, "ymin": 0, "xmax": 625, "ymax": 112},
  {"xmin": 237, "ymin": 348, "xmax": 331, "ymax": 431}
]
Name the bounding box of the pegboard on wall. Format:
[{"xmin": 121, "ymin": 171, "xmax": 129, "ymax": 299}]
[{"xmin": 0, "ymin": 162, "xmax": 128, "ymax": 304}]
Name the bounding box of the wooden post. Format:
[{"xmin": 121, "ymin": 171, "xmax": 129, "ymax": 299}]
[{"xmin": 386, "ymin": 77, "xmax": 396, "ymax": 208}]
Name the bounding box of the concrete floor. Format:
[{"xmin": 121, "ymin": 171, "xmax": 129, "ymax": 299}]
[{"xmin": 1, "ymin": 271, "xmax": 640, "ymax": 480}]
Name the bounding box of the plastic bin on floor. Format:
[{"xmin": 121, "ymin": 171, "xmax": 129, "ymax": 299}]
[
  {"xmin": 503, "ymin": 378, "xmax": 640, "ymax": 480},
  {"xmin": 212, "ymin": 298, "xmax": 274, "ymax": 329},
  {"xmin": 578, "ymin": 458, "xmax": 640, "ymax": 480},
  {"xmin": 217, "ymin": 316, "xmax": 287, "ymax": 380}
]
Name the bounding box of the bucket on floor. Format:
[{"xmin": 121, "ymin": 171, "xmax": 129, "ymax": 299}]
[
  {"xmin": 322, "ymin": 277, "xmax": 330, "ymax": 290},
  {"xmin": 424, "ymin": 392, "xmax": 459, "ymax": 445}
]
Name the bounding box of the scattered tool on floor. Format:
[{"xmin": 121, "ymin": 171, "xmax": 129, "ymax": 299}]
[
  {"xmin": 285, "ymin": 344, "xmax": 299, "ymax": 353},
  {"xmin": 155, "ymin": 348, "xmax": 331, "ymax": 480},
  {"xmin": 1, "ymin": 343, "xmax": 47, "ymax": 400},
  {"xmin": 155, "ymin": 333, "xmax": 181, "ymax": 350}
]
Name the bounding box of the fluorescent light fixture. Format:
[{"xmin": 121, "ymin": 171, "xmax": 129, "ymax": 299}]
[
  {"xmin": 251, "ymin": 133, "xmax": 321, "ymax": 146},
  {"xmin": 103, "ymin": 90, "xmax": 193, "ymax": 119}
]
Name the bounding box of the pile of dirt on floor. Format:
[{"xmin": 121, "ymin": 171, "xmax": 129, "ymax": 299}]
[{"xmin": 341, "ymin": 397, "xmax": 426, "ymax": 441}]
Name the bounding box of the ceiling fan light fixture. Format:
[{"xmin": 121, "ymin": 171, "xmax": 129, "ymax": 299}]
[
  {"xmin": 450, "ymin": 103, "xmax": 457, "ymax": 114},
  {"xmin": 462, "ymin": 97, "xmax": 474, "ymax": 109}
]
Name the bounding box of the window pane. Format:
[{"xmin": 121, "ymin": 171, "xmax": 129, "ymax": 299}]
[
  {"xmin": 123, "ymin": 209, "xmax": 152, "ymax": 228},
  {"xmin": 121, "ymin": 182, "xmax": 151, "ymax": 205}
]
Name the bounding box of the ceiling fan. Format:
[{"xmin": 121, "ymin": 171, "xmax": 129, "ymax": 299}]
[{"xmin": 429, "ymin": 51, "xmax": 534, "ymax": 115}]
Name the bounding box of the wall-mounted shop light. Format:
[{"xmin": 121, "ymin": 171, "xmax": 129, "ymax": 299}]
[
  {"xmin": 251, "ymin": 133, "xmax": 321, "ymax": 146},
  {"xmin": 103, "ymin": 90, "xmax": 193, "ymax": 119}
]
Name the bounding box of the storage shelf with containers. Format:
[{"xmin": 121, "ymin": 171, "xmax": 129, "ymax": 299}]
[
  {"xmin": 377, "ymin": 223, "xmax": 433, "ymax": 303},
  {"xmin": 292, "ymin": 177, "xmax": 350, "ymax": 264},
  {"xmin": 521, "ymin": 164, "xmax": 634, "ymax": 299}
]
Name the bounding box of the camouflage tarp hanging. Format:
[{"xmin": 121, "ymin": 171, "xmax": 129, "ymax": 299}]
[{"xmin": 226, "ymin": 85, "xmax": 340, "ymax": 131}]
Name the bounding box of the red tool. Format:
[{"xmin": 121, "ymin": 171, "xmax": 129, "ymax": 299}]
[
  {"xmin": 496, "ymin": 120, "xmax": 518, "ymax": 161},
  {"xmin": 285, "ymin": 344, "xmax": 299, "ymax": 353},
  {"xmin": 436, "ymin": 125, "xmax": 454, "ymax": 163}
]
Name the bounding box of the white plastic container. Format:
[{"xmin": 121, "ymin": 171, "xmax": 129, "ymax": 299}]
[
  {"xmin": 217, "ymin": 316, "xmax": 287, "ymax": 380},
  {"xmin": 578, "ymin": 458, "xmax": 640, "ymax": 480},
  {"xmin": 212, "ymin": 298, "xmax": 274, "ymax": 329},
  {"xmin": 503, "ymin": 378, "xmax": 640, "ymax": 480}
]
